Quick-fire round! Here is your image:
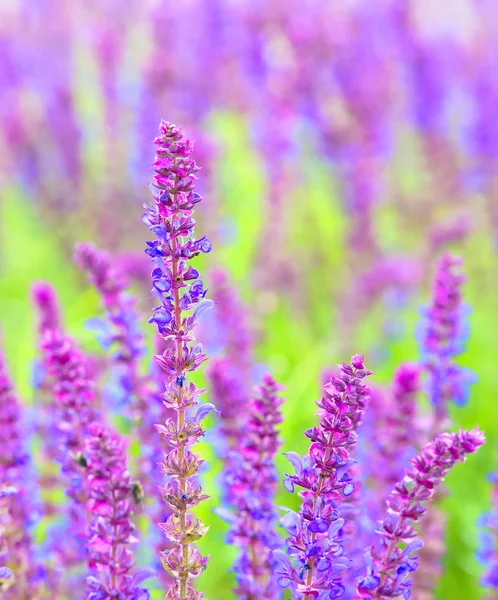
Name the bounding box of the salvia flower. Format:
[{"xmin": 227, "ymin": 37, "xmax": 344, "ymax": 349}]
[
  {"xmin": 40, "ymin": 330, "xmax": 100, "ymax": 570},
  {"xmin": 478, "ymin": 471, "xmax": 498, "ymax": 592},
  {"xmin": 143, "ymin": 120, "xmax": 213, "ymax": 599},
  {"xmin": 357, "ymin": 428, "xmax": 485, "ymax": 599},
  {"xmin": 31, "ymin": 280, "xmax": 61, "ymax": 336},
  {"xmin": 0, "ymin": 350, "xmax": 37, "ymax": 598},
  {"xmin": 74, "ymin": 242, "xmax": 146, "ymax": 409},
  {"xmin": 221, "ymin": 375, "xmax": 284, "ymax": 599},
  {"xmin": 418, "ymin": 254, "xmax": 475, "ymax": 426},
  {"xmin": 278, "ymin": 355, "xmax": 372, "ymax": 600},
  {"xmin": 84, "ymin": 423, "xmax": 152, "ymax": 600}
]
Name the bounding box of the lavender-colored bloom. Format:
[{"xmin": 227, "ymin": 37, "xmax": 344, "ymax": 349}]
[
  {"xmin": 376, "ymin": 363, "xmax": 422, "ymax": 492},
  {"xmin": 418, "ymin": 254, "xmax": 475, "ymax": 427},
  {"xmin": 143, "ymin": 120, "xmax": 213, "ymax": 599},
  {"xmin": 219, "ymin": 375, "xmax": 284, "ymax": 599},
  {"xmin": 279, "ymin": 355, "xmax": 372, "ymax": 599},
  {"xmin": 40, "ymin": 329, "xmax": 100, "ymax": 573},
  {"xmin": 0, "ymin": 350, "xmax": 38, "ymax": 599},
  {"xmin": 31, "ymin": 281, "xmax": 61, "ymax": 336},
  {"xmin": 478, "ymin": 471, "xmax": 498, "ymax": 591},
  {"xmin": 84, "ymin": 423, "xmax": 152, "ymax": 600},
  {"xmin": 75, "ymin": 242, "xmax": 146, "ymax": 408},
  {"xmin": 357, "ymin": 428, "xmax": 485, "ymax": 599}
]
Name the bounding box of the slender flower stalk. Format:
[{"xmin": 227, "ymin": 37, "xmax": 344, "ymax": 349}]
[
  {"xmin": 377, "ymin": 363, "xmax": 421, "ymax": 493},
  {"xmin": 478, "ymin": 471, "xmax": 498, "ymax": 595},
  {"xmin": 74, "ymin": 242, "xmax": 146, "ymax": 409},
  {"xmin": 143, "ymin": 120, "xmax": 213, "ymax": 599},
  {"xmin": 31, "ymin": 281, "xmax": 61, "ymax": 336},
  {"xmin": 277, "ymin": 355, "xmax": 372, "ymax": 599},
  {"xmin": 418, "ymin": 254, "xmax": 475, "ymax": 430},
  {"xmin": 84, "ymin": 423, "xmax": 152, "ymax": 600},
  {"xmin": 0, "ymin": 350, "xmax": 38, "ymax": 599},
  {"xmin": 40, "ymin": 330, "xmax": 100, "ymax": 575},
  {"xmin": 357, "ymin": 428, "xmax": 485, "ymax": 599},
  {"xmin": 219, "ymin": 375, "xmax": 284, "ymax": 599}
]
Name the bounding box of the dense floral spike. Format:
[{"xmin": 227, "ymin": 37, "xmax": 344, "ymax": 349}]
[
  {"xmin": 478, "ymin": 471, "xmax": 498, "ymax": 592},
  {"xmin": 220, "ymin": 375, "xmax": 284, "ymax": 599},
  {"xmin": 83, "ymin": 423, "xmax": 152, "ymax": 600},
  {"xmin": 357, "ymin": 428, "xmax": 485, "ymax": 599},
  {"xmin": 31, "ymin": 281, "xmax": 61, "ymax": 336},
  {"xmin": 0, "ymin": 350, "xmax": 38, "ymax": 599},
  {"xmin": 377, "ymin": 363, "xmax": 421, "ymax": 493},
  {"xmin": 143, "ymin": 120, "xmax": 213, "ymax": 599},
  {"xmin": 74, "ymin": 242, "xmax": 146, "ymax": 408},
  {"xmin": 418, "ymin": 254, "xmax": 475, "ymax": 427},
  {"xmin": 278, "ymin": 355, "xmax": 372, "ymax": 599},
  {"xmin": 40, "ymin": 329, "xmax": 100, "ymax": 572}
]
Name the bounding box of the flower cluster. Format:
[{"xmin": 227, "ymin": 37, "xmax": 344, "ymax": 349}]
[
  {"xmin": 74, "ymin": 242, "xmax": 146, "ymax": 408},
  {"xmin": 376, "ymin": 363, "xmax": 421, "ymax": 493},
  {"xmin": 222, "ymin": 375, "xmax": 284, "ymax": 599},
  {"xmin": 84, "ymin": 423, "xmax": 151, "ymax": 600},
  {"xmin": 143, "ymin": 120, "xmax": 213, "ymax": 599},
  {"xmin": 278, "ymin": 355, "xmax": 372, "ymax": 599},
  {"xmin": 0, "ymin": 350, "xmax": 37, "ymax": 598},
  {"xmin": 357, "ymin": 428, "xmax": 485, "ymax": 599},
  {"xmin": 40, "ymin": 330, "xmax": 100, "ymax": 569},
  {"xmin": 478, "ymin": 471, "xmax": 498, "ymax": 591},
  {"xmin": 31, "ymin": 281, "xmax": 61, "ymax": 337},
  {"xmin": 418, "ymin": 254, "xmax": 475, "ymax": 426}
]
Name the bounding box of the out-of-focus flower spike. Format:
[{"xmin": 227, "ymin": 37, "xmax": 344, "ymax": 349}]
[
  {"xmin": 220, "ymin": 374, "xmax": 284, "ymax": 599},
  {"xmin": 83, "ymin": 423, "xmax": 152, "ymax": 599},
  {"xmin": 0, "ymin": 348, "xmax": 40, "ymax": 599}
]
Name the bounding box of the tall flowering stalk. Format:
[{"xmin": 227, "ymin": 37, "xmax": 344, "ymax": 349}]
[
  {"xmin": 376, "ymin": 363, "xmax": 421, "ymax": 494},
  {"xmin": 74, "ymin": 242, "xmax": 146, "ymax": 409},
  {"xmin": 357, "ymin": 428, "xmax": 485, "ymax": 599},
  {"xmin": 84, "ymin": 423, "xmax": 152, "ymax": 600},
  {"xmin": 40, "ymin": 330, "xmax": 100, "ymax": 578},
  {"xmin": 277, "ymin": 355, "xmax": 372, "ymax": 599},
  {"xmin": 415, "ymin": 254, "xmax": 475, "ymax": 597},
  {"xmin": 143, "ymin": 120, "xmax": 213, "ymax": 599},
  {"xmin": 220, "ymin": 375, "xmax": 284, "ymax": 599},
  {"xmin": 478, "ymin": 471, "xmax": 498, "ymax": 595},
  {"xmin": 418, "ymin": 254, "xmax": 475, "ymax": 430},
  {"xmin": 0, "ymin": 350, "xmax": 38, "ymax": 599}
]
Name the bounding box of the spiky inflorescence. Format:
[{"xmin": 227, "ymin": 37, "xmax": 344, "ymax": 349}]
[
  {"xmin": 74, "ymin": 242, "xmax": 146, "ymax": 409},
  {"xmin": 0, "ymin": 351, "xmax": 38, "ymax": 599},
  {"xmin": 377, "ymin": 363, "xmax": 421, "ymax": 494},
  {"xmin": 40, "ymin": 330, "xmax": 100, "ymax": 575},
  {"xmin": 31, "ymin": 281, "xmax": 61, "ymax": 336},
  {"xmin": 84, "ymin": 424, "xmax": 152, "ymax": 600},
  {"xmin": 277, "ymin": 355, "xmax": 372, "ymax": 600},
  {"xmin": 143, "ymin": 120, "xmax": 213, "ymax": 599},
  {"xmin": 478, "ymin": 471, "xmax": 498, "ymax": 595},
  {"xmin": 219, "ymin": 375, "xmax": 284, "ymax": 599},
  {"xmin": 418, "ymin": 254, "xmax": 475, "ymax": 428},
  {"xmin": 357, "ymin": 428, "xmax": 485, "ymax": 599}
]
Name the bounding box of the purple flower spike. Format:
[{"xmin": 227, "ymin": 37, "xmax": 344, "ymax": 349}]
[
  {"xmin": 74, "ymin": 242, "xmax": 146, "ymax": 408},
  {"xmin": 418, "ymin": 254, "xmax": 475, "ymax": 428},
  {"xmin": 31, "ymin": 281, "xmax": 61, "ymax": 336},
  {"xmin": 40, "ymin": 329, "xmax": 100, "ymax": 577},
  {"xmin": 282, "ymin": 356, "xmax": 372, "ymax": 600},
  {"xmin": 83, "ymin": 424, "xmax": 151, "ymax": 600},
  {"xmin": 143, "ymin": 120, "xmax": 213, "ymax": 599},
  {"xmin": 357, "ymin": 428, "xmax": 485, "ymax": 599},
  {"xmin": 223, "ymin": 375, "xmax": 284, "ymax": 599},
  {"xmin": 0, "ymin": 350, "xmax": 38, "ymax": 598}
]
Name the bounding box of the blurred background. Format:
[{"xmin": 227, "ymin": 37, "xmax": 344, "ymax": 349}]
[{"xmin": 1, "ymin": 0, "xmax": 498, "ymax": 598}]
